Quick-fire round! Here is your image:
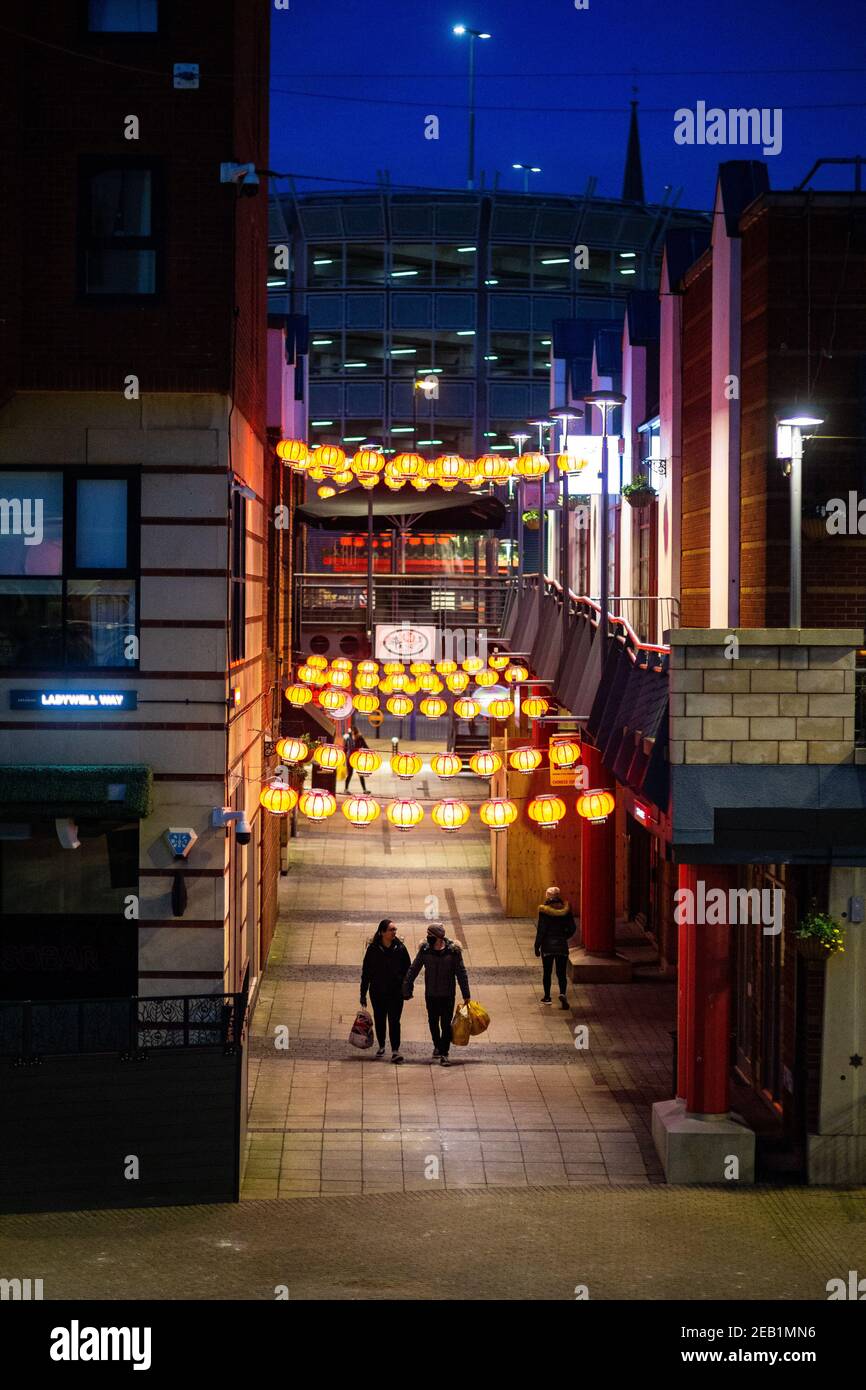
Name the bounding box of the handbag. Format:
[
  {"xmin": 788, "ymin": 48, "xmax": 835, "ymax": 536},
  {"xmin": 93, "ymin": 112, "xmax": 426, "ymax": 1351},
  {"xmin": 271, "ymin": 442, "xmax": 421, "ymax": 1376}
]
[{"xmin": 348, "ymin": 1008, "xmax": 374, "ymax": 1049}]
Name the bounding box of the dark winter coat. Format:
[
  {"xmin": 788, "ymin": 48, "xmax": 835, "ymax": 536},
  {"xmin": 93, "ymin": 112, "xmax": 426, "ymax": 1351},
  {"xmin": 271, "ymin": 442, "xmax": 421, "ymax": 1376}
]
[
  {"xmin": 404, "ymin": 939, "xmax": 470, "ymax": 1001},
  {"xmin": 361, "ymin": 937, "xmax": 411, "ymax": 1001},
  {"xmin": 534, "ymin": 899, "xmax": 576, "ymax": 956}
]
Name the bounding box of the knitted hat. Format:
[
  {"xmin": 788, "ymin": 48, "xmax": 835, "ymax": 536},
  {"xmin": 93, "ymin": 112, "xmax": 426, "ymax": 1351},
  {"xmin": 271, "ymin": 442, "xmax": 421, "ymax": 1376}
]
[
  {"xmin": 545, "ymin": 886, "xmax": 561, "ymax": 901},
  {"xmin": 426, "ymin": 923, "xmax": 446, "ymax": 939}
]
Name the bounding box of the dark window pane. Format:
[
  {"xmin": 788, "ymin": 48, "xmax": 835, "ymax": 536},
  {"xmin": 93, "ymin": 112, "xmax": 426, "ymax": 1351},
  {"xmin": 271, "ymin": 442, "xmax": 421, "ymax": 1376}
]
[
  {"xmin": 76, "ymin": 480, "xmax": 128, "ymax": 569},
  {"xmin": 390, "ymin": 245, "xmax": 434, "ymax": 286},
  {"xmin": 85, "ymin": 248, "xmax": 156, "ymax": 295},
  {"xmin": 435, "ymin": 331, "xmax": 474, "ymax": 376},
  {"xmin": 488, "ymin": 332, "xmax": 530, "ymax": 375},
  {"xmin": 389, "ymin": 331, "xmax": 431, "ymax": 376},
  {"xmin": 88, "ymin": 0, "xmax": 158, "ymax": 29},
  {"xmin": 89, "ymin": 169, "xmax": 152, "ymax": 238},
  {"xmin": 308, "ymin": 246, "xmax": 342, "ymax": 287},
  {"xmin": 0, "ymin": 472, "xmax": 63, "ymax": 577},
  {"xmin": 342, "ymin": 334, "xmax": 384, "ymax": 375},
  {"xmin": 435, "ymin": 245, "xmax": 476, "ymax": 287},
  {"xmin": 0, "ymin": 823, "xmax": 138, "ymax": 916},
  {"xmin": 66, "ymin": 580, "xmax": 136, "ymax": 667},
  {"xmin": 490, "ymin": 245, "xmax": 531, "ymax": 288},
  {"xmin": 534, "ymin": 248, "xmax": 572, "ymax": 290},
  {"xmin": 345, "ymin": 245, "xmax": 385, "ymax": 286},
  {"xmin": 0, "ymin": 580, "xmax": 63, "ymax": 667}
]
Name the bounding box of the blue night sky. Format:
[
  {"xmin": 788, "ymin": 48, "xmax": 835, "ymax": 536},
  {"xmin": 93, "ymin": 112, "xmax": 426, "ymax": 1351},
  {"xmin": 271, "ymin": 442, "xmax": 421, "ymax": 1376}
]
[{"xmin": 269, "ymin": 0, "xmax": 864, "ymax": 210}]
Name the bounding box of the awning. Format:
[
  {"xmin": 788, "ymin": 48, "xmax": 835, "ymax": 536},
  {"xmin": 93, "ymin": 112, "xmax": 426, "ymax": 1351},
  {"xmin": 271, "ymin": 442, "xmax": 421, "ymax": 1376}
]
[
  {"xmin": 0, "ymin": 766, "xmax": 153, "ymax": 819},
  {"xmin": 295, "ymin": 486, "xmax": 507, "ymax": 533}
]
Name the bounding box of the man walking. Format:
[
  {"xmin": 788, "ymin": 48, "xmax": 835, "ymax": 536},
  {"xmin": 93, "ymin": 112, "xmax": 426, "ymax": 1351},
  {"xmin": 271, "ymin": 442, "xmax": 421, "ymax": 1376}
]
[
  {"xmin": 404, "ymin": 922, "xmax": 470, "ymax": 1066},
  {"xmin": 344, "ymin": 724, "xmax": 369, "ymax": 793}
]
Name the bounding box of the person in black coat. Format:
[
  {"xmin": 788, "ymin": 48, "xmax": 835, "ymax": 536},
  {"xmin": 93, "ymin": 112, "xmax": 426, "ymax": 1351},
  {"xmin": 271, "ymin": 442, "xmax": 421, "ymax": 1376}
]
[
  {"xmin": 403, "ymin": 922, "xmax": 470, "ymax": 1066},
  {"xmin": 344, "ymin": 725, "xmax": 369, "ymax": 792},
  {"xmin": 360, "ymin": 919, "xmax": 411, "ymax": 1062},
  {"xmin": 534, "ymin": 886, "xmax": 576, "ymax": 1008}
]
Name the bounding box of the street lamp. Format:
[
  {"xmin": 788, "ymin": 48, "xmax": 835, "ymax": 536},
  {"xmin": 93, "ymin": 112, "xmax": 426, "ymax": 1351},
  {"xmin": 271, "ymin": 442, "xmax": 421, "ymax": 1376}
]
[
  {"xmin": 529, "ymin": 418, "xmax": 554, "ymax": 624},
  {"xmin": 551, "ymin": 408, "xmax": 578, "ymax": 648},
  {"xmin": 777, "ymin": 411, "xmax": 824, "ymax": 628},
  {"xmin": 452, "ymin": 24, "xmax": 491, "ymax": 190},
  {"xmin": 510, "ymin": 431, "xmax": 530, "ymax": 588},
  {"xmin": 584, "ymin": 390, "xmax": 625, "ymax": 646},
  {"xmin": 512, "ymin": 162, "xmax": 541, "ymax": 193}
]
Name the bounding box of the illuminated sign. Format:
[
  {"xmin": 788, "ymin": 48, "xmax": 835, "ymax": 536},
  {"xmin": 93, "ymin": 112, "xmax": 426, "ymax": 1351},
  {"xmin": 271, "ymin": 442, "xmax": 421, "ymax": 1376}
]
[
  {"xmin": 633, "ymin": 800, "xmax": 657, "ymax": 826},
  {"xmin": 10, "ymin": 690, "xmax": 138, "ymax": 711}
]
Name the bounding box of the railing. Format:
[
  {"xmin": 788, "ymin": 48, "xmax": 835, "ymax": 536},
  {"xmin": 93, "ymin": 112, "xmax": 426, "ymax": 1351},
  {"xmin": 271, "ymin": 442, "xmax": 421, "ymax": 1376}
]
[
  {"xmin": 0, "ymin": 993, "xmax": 245, "ymax": 1060},
  {"xmin": 295, "ymin": 572, "xmax": 509, "ymax": 642},
  {"xmin": 518, "ymin": 574, "xmax": 679, "ymax": 650}
]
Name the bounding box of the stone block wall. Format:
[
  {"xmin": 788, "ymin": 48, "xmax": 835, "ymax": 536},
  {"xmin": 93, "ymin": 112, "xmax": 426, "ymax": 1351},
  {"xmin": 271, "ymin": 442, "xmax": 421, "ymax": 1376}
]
[{"xmin": 668, "ymin": 629, "xmax": 863, "ymax": 766}]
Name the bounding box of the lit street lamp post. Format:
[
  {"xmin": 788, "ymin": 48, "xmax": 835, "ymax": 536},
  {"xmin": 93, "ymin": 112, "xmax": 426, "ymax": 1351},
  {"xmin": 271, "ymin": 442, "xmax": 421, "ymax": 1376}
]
[
  {"xmin": 452, "ymin": 24, "xmax": 491, "ymax": 191},
  {"xmin": 584, "ymin": 390, "xmax": 625, "ymax": 646},
  {"xmin": 552, "ymin": 408, "xmax": 578, "ymax": 650},
  {"xmin": 777, "ymin": 412, "xmax": 824, "ymax": 628},
  {"xmin": 512, "ymin": 162, "xmax": 541, "ymax": 193}
]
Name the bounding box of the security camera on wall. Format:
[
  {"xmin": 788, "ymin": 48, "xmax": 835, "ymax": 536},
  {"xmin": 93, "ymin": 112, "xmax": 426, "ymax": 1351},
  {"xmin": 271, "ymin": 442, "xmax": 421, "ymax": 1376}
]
[{"xmin": 211, "ymin": 807, "xmax": 252, "ymax": 846}]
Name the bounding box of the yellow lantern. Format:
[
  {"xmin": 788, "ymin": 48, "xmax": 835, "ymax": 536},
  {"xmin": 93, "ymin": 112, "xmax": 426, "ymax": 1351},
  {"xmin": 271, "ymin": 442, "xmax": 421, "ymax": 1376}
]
[
  {"xmin": 327, "ymin": 669, "xmax": 352, "ymax": 690},
  {"xmin": 469, "ymin": 750, "xmax": 502, "ymax": 776},
  {"xmin": 462, "ymin": 656, "xmax": 484, "ymax": 674},
  {"xmin": 577, "ymin": 789, "xmax": 616, "ymax": 824},
  {"xmin": 383, "ymin": 662, "xmax": 405, "ymax": 675},
  {"xmin": 446, "ymin": 671, "xmax": 470, "ymax": 693},
  {"xmin": 378, "ymin": 676, "xmax": 395, "ymax": 696},
  {"xmin": 331, "ymin": 657, "xmax": 353, "ymax": 672},
  {"xmin": 510, "ymin": 746, "xmax": 542, "ymax": 774},
  {"xmin": 355, "ymin": 671, "xmax": 380, "ymax": 691},
  {"xmin": 431, "ymin": 752, "xmax": 462, "ymax": 778},
  {"xmin": 556, "ymin": 452, "xmax": 584, "ymax": 476},
  {"xmin": 352, "ymin": 692, "xmax": 380, "ymax": 714},
  {"xmin": 454, "ymin": 697, "xmax": 480, "ymax": 719},
  {"xmin": 358, "ymin": 473, "xmax": 379, "ymax": 490},
  {"xmin": 350, "ymin": 748, "xmax": 381, "ymax": 774},
  {"xmin": 418, "ymin": 672, "xmax": 444, "ymax": 693},
  {"xmin": 419, "ymin": 696, "xmax": 447, "ymax": 719},
  {"xmin": 404, "ymin": 678, "xmax": 420, "ymax": 697},
  {"xmin": 436, "ymin": 659, "xmax": 457, "ymax": 675},
  {"xmin": 477, "ymin": 453, "xmax": 513, "ymax": 483},
  {"xmin": 505, "ymin": 663, "xmax": 529, "ymax": 683},
  {"xmin": 299, "ymin": 788, "xmax": 337, "ymax": 821},
  {"xmin": 550, "ymin": 739, "xmax": 581, "ymax": 769},
  {"xmin": 523, "ymin": 695, "xmax": 549, "ymax": 719},
  {"xmin": 488, "ymin": 697, "xmax": 515, "ymax": 720},
  {"xmin": 311, "ymin": 443, "xmax": 346, "ymax": 473},
  {"xmin": 307, "ymin": 466, "xmax": 329, "ymax": 482},
  {"xmin": 390, "ymin": 751, "xmax": 423, "ymax": 780},
  {"xmin": 275, "ymin": 736, "xmax": 308, "ymax": 763},
  {"xmin": 488, "ymin": 654, "xmax": 510, "ymax": 671},
  {"xmin": 411, "ymin": 477, "xmax": 432, "ymax": 492},
  {"xmin": 389, "ymin": 671, "xmax": 408, "ymax": 690},
  {"xmin": 387, "ymin": 695, "xmax": 414, "ymax": 717},
  {"xmin": 393, "ymin": 451, "xmax": 424, "ymax": 478},
  {"xmin": 358, "ymin": 659, "xmax": 379, "ymax": 674},
  {"xmin": 383, "ymin": 475, "xmax": 406, "ymax": 491},
  {"xmin": 320, "ymin": 687, "xmax": 347, "ymax": 712},
  {"xmin": 528, "ymin": 794, "xmax": 566, "ymax": 829},
  {"xmin": 306, "ymin": 655, "xmax": 329, "ymax": 669},
  {"xmin": 276, "ymin": 439, "xmax": 310, "ymax": 469},
  {"xmin": 312, "ymin": 743, "xmax": 346, "ymax": 771},
  {"xmin": 285, "ymin": 684, "xmax": 313, "ymax": 707},
  {"xmin": 410, "ymin": 661, "xmax": 432, "ymax": 675},
  {"xmin": 514, "ymin": 451, "xmax": 549, "ymax": 478},
  {"xmin": 342, "ymin": 793, "xmax": 381, "ymax": 828},
  {"xmin": 259, "ymin": 782, "xmax": 298, "ymax": 815},
  {"xmin": 479, "ymin": 798, "xmax": 518, "ymax": 830},
  {"xmin": 386, "ymin": 798, "xmax": 424, "ymax": 831},
  {"xmin": 331, "ymin": 470, "xmax": 354, "ymax": 487},
  {"xmin": 475, "ymin": 667, "xmax": 498, "ymax": 687},
  {"xmin": 436, "ymin": 454, "xmax": 469, "ymax": 486},
  {"xmin": 297, "ymin": 664, "xmax": 322, "ymax": 685},
  {"xmin": 351, "ymin": 448, "xmax": 385, "ymax": 480},
  {"xmin": 431, "ymin": 798, "xmax": 471, "ymax": 832}
]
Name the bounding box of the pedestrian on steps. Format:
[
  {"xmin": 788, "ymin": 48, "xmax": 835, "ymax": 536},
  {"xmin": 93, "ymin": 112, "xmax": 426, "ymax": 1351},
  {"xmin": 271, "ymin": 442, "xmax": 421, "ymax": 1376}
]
[
  {"xmin": 535, "ymin": 886, "xmax": 576, "ymax": 1009},
  {"xmin": 403, "ymin": 923, "xmax": 470, "ymax": 1066},
  {"xmin": 360, "ymin": 919, "xmax": 411, "ymax": 1063}
]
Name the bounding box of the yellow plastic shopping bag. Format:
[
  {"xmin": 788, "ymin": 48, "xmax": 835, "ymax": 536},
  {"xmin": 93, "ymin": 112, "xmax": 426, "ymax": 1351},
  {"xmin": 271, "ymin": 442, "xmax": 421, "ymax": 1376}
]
[
  {"xmin": 451, "ymin": 1002, "xmax": 472, "ymax": 1047},
  {"xmin": 466, "ymin": 999, "xmax": 490, "ymax": 1036}
]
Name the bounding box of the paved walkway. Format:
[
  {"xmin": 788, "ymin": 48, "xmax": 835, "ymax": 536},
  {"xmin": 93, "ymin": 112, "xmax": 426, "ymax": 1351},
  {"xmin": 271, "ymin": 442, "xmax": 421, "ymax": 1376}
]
[{"xmin": 244, "ymin": 741, "xmax": 676, "ymax": 1197}]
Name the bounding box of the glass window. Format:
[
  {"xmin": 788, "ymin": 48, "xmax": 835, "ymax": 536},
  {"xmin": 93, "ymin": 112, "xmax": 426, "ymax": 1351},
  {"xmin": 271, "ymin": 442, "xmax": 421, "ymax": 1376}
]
[
  {"xmin": 435, "ymin": 245, "xmax": 477, "ymax": 287},
  {"xmin": 76, "ymin": 480, "xmax": 128, "ymax": 569},
  {"xmin": 309, "ymin": 333, "xmax": 342, "ymax": 377},
  {"xmin": 0, "ymin": 823, "xmax": 138, "ymax": 916},
  {"xmin": 532, "ymin": 336, "xmax": 552, "ymax": 377},
  {"xmin": 88, "ymin": 0, "xmax": 158, "ymax": 30},
  {"xmin": 487, "ymin": 332, "xmax": 530, "ymax": 375},
  {"xmin": 390, "ymin": 244, "xmax": 434, "ymax": 285},
  {"xmin": 490, "ymin": 245, "xmax": 531, "ymax": 288},
  {"xmin": 435, "ymin": 331, "xmax": 474, "ymax": 376},
  {"xmin": 534, "ymin": 248, "xmax": 572, "ymax": 291},
  {"xmin": 0, "ymin": 580, "xmax": 63, "ymax": 667},
  {"xmin": 0, "ymin": 472, "xmax": 63, "ymax": 577},
  {"xmin": 66, "ymin": 580, "xmax": 136, "ymax": 668},
  {"xmin": 389, "ymin": 332, "xmax": 431, "ymax": 376},
  {"xmin": 577, "ymin": 247, "xmax": 614, "ymax": 291},
  {"xmin": 308, "ymin": 246, "xmax": 342, "ymax": 287},
  {"xmin": 81, "ymin": 165, "xmax": 158, "ymax": 296},
  {"xmin": 345, "ymin": 244, "xmax": 385, "ymax": 286},
  {"xmin": 342, "ymin": 333, "xmax": 384, "ymax": 374}
]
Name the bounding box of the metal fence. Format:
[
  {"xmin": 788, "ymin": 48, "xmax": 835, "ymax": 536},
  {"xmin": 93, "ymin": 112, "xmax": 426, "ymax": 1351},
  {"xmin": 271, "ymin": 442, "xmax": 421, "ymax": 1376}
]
[
  {"xmin": 295, "ymin": 572, "xmax": 508, "ymax": 647},
  {"xmin": 0, "ymin": 993, "xmax": 245, "ymax": 1060}
]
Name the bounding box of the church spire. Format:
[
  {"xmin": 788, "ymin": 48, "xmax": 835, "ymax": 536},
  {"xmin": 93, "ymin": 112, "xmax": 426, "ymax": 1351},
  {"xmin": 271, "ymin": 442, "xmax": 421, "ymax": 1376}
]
[{"xmin": 622, "ymin": 99, "xmax": 645, "ymax": 204}]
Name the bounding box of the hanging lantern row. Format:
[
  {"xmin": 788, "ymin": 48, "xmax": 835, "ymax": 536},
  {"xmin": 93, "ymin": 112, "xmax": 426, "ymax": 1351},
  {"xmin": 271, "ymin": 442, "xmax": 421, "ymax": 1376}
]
[
  {"xmin": 259, "ymin": 787, "xmax": 614, "ymax": 829},
  {"xmin": 274, "ymin": 738, "xmax": 579, "ymax": 779},
  {"xmin": 276, "ymin": 440, "xmax": 582, "ymax": 495}
]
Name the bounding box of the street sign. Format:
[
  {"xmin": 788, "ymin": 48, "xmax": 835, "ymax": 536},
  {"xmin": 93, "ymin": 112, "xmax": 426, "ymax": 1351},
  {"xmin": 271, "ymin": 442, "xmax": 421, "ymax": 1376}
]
[{"xmin": 368, "ymin": 711, "xmax": 383, "ymax": 728}]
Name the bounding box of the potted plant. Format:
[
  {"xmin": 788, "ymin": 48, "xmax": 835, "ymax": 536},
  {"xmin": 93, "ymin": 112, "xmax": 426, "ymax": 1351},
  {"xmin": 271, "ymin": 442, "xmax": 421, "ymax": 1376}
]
[
  {"xmin": 795, "ymin": 909, "xmax": 845, "ymax": 960},
  {"xmin": 622, "ymin": 475, "xmax": 657, "ymax": 509},
  {"xmin": 522, "ymin": 509, "xmax": 540, "ymax": 531}
]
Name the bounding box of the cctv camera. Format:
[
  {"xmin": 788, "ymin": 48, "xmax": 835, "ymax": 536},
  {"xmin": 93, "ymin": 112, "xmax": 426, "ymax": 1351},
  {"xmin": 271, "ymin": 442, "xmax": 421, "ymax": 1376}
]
[{"xmin": 235, "ymin": 812, "xmax": 251, "ymax": 846}]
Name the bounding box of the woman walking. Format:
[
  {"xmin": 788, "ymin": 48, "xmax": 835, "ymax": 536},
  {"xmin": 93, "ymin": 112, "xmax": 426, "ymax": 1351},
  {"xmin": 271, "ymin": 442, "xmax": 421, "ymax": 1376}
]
[
  {"xmin": 360, "ymin": 919, "xmax": 411, "ymax": 1062},
  {"xmin": 534, "ymin": 886, "xmax": 576, "ymax": 1009}
]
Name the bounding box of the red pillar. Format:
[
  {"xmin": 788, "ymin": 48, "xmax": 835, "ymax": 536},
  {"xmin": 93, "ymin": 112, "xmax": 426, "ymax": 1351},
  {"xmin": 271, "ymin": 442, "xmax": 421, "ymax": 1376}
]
[
  {"xmin": 677, "ymin": 863, "xmax": 736, "ymax": 1117},
  {"xmin": 579, "ymin": 743, "xmax": 616, "ymax": 955}
]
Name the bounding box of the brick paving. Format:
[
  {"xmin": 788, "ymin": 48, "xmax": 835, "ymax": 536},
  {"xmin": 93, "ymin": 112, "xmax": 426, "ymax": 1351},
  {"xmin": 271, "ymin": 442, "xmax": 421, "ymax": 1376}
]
[{"xmin": 244, "ymin": 741, "xmax": 675, "ymax": 1197}]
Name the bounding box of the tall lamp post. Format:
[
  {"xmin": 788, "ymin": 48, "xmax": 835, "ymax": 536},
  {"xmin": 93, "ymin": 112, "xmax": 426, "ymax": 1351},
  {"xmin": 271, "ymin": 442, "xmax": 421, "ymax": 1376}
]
[
  {"xmin": 776, "ymin": 412, "xmax": 824, "ymax": 627},
  {"xmin": 512, "ymin": 162, "xmax": 541, "ymax": 193},
  {"xmin": 452, "ymin": 25, "xmax": 491, "ymax": 191},
  {"xmin": 510, "ymin": 430, "xmax": 529, "ymax": 589},
  {"xmin": 551, "ymin": 408, "xmax": 578, "ymax": 650},
  {"xmin": 529, "ymin": 417, "xmax": 553, "ymax": 627},
  {"xmin": 584, "ymin": 390, "xmax": 625, "ymax": 647}
]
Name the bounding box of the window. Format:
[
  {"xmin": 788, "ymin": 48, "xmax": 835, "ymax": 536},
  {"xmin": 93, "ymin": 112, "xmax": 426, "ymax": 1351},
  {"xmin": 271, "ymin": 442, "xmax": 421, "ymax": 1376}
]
[
  {"xmin": 490, "ymin": 245, "xmax": 531, "ymax": 288},
  {"xmin": 88, "ymin": 0, "xmax": 158, "ymax": 30},
  {"xmin": 230, "ymin": 489, "xmax": 247, "ymax": 664},
  {"xmin": 389, "ymin": 331, "xmax": 431, "ymax": 376},
  {"xmin": 434, "ymin": 245, "xmax": 477, "ymax": 287},
  {"xmin": 308, "ymin": 246, "xmax": 343, "ymax": 287},
  {"xmin": 434, "ymin": 331, "xmax": 474, "ymax": 376},
  {"xmin": 391, "ymin": 245, "xmax": 435, "ymax": 285},
  {"xmin": 79, "ymin": 161, "xmax": 160, "ymax": 297},
  {"xmin": 487, "ymin": 332, "xmax": 530, "ymax": 375},
  {"xmin": 0, "ymin": 470, "xmax": 138, "ymax": 669},
  {"xmin": 345, "ymin": 244, "xmax": 385, "ymax": 286}
]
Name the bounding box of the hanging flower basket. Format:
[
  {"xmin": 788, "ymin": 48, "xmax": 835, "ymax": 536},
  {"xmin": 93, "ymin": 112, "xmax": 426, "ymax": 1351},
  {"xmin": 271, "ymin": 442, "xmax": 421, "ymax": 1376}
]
[
  {"xmin": 522, "ymin": 509, "xmax": 541, "ymax": 531},
  {"xmin": 622, "ymin": 478, "xmax": 657, "ymax": 509},
  {"xmin": 795, "ymin": 910, "xmax": 845, "ymax": 960}
]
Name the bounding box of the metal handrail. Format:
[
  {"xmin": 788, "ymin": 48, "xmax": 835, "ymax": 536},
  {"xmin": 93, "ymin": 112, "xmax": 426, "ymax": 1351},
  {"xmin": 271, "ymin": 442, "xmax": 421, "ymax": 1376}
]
[{"xmin": 0, "ymin": 992, "xmax": 245, "ymax": 1059}]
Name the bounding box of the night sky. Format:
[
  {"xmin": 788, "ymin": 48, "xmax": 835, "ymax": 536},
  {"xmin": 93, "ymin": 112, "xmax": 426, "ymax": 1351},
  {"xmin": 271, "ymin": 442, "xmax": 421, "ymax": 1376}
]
[{"xmin": 269, "ymin": 0, "xmax": 864, "ymax": 210}]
